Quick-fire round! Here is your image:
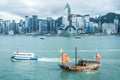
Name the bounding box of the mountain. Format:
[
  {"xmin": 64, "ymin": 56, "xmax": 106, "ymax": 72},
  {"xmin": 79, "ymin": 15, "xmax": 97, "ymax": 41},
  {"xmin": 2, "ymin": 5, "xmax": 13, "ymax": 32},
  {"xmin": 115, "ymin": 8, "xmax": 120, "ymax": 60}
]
[
  {"xmin": 56, "ymin": 12, "xmax": 120, "ymax": 27},
  {"xmin": 90, "ymin": 12, "xmax": 120, "ymax": 23}
]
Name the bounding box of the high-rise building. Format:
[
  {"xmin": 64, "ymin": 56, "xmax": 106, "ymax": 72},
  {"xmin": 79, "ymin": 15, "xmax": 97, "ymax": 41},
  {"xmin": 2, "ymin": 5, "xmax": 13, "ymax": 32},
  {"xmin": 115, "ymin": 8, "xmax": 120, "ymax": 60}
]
[
  {"xmin": 38, "ymin": 19, "xmax": 48, "ymax": 35},
  {"xmin": 93, "ymin": 23, "xmax": 99, "ymax": 33},
  {"xmin": 114, "ymin": 17, "xmax": 119, "ymax": 33},
  {"xmin": 88, "ymin": 22, "xmax": 94, "ymax": 33},
  {"xmin": 102, "ymin": 23, "xmax": 117, "ymax": 34},
  {"xmin": 41, "ymin": 19, "xmax": 48, "ymax": 34},
  {"xmin": 25, "ymin": 16, "xmax": 30, "ymax": 33},
  {"xmin": 62, "ymin": 2, "xmax": 71, "ymax": 28},
  {"xmin": 32, "ymin": 15, "xmax": 38, "ymax": 32},
  {"xmin": 71, "ymin": 14, "xmax": 83, "ymax": 34},
  {"xmin": 98, "ymin": 15, "xmax": 102, "ymax": 33},
  {"xmin": 38, "ymin": 20, "xmax": 42, "ymax": 34},
  {"xmin": 29, "ymin": 18, "xmax": 32, "ymax": 33},
  {"xmin": 18, "ymin": 19, "xmax": 24, "ymax": 34},
  {"xmin": 71, "ymin": 14, "xmax": 83, "ymax": 28},
  {"xmin": 2, "ymin": 21, "xmax": 6, "ymax": 34},
  {"xmin": 83, "ymin": 15, "xmax": 90, "ymax": 33},
  {"xmin": 118, "ymin": 18, "xmax": 120, "ymax": 33},
  {"xmin": 71, "ymin": 14, "xmax": 90, "ymax": 33},
  {"xmin": 5, "ymin": 20, "xmax": 11, "ymax": 33},
  {"xmin": 11, "ymin": 20, "xmax": 16, "ymax": 33},
  {"xmin": 46, "ymin": 17, "xmax": 56, "ymax": 34},
  {"xmin": 0, "ymin": 19, "xmax": 3, "ymax": 33}
]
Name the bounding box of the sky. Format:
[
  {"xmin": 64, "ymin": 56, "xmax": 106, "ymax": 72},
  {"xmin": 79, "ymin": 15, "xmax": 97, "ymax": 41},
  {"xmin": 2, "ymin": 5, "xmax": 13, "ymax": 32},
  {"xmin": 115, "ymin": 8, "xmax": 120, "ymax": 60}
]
[{"xmin": 0, "ymin": 0, "xmax": 120, "ymax": 21}]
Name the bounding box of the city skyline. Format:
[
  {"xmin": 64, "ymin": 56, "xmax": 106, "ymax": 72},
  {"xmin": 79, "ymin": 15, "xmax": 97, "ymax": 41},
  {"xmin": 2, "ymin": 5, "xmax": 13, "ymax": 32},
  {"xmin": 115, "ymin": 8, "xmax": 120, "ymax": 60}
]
[{"xmin": 0, "ymin": 0, "xmax": 120, "ymax": 22}]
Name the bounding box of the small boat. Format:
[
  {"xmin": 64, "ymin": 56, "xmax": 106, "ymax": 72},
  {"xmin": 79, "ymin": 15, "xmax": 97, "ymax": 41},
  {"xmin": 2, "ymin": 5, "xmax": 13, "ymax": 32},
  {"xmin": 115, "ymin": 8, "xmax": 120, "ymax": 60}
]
[
  {"xmin": 8, "ymin": 30, "xmax": 14, "ymax": 35},
  {"xmin": 40, "ymin": 36, "xmax": 45, "ymax": 39},
  {"xmin": 11, "ymin": 51, "xmax": 38, "ymax": 61},
  {"xmin": 74, "ymin": 36, "xmax": 81, "ymax": 39},
  {"xmin": 59, "ymin": 47, "xmax": 101, "ymax": 71}
]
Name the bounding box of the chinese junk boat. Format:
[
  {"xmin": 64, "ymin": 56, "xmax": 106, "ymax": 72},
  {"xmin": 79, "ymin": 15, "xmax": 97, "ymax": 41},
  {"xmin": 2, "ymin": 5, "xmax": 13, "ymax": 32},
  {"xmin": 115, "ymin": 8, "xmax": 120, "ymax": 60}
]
[
  {"xmin": 11, "ymin": 50, "xmax": 38, "ymax": 61},
  {"xmin": 59, "ymin": 47, "xmax": 101, "ymax": 71}
]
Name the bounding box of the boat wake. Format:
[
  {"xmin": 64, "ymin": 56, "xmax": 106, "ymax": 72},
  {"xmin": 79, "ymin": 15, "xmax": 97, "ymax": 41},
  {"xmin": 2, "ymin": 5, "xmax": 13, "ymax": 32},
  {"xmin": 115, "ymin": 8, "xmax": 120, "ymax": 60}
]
[
  {"xmin": 84, "ymin": 70, "xmax": 99, "ymax": 74},
  {"xmin": 38, "ymin": 58, "xmax": 73, "ymax": 62},
  {"xmin": 38, "ymin": 58, "xmax": 60, "ymax": 62}
]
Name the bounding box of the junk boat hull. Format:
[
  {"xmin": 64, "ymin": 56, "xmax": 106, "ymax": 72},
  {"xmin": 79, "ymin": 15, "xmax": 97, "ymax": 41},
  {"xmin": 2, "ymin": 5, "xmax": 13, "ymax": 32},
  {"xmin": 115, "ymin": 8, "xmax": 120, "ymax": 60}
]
[
  {"xmin": 59, "ymin": 63, "xmax": 100, "ymax": 71},
  {"xmin": 59, "ymin": 47, "xmax": 101, "ymax": 71},
  {"xmin": 59, "ymin": 59, "xmax": 100, "ymax": 71}
]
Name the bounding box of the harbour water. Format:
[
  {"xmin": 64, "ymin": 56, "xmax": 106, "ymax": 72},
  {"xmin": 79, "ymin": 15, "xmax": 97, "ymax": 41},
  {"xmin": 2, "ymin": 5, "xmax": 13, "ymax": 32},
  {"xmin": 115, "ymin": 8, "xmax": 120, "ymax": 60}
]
[{"xmin": 0, "ymin": 35, "xmax": 120, "ymax": 80}]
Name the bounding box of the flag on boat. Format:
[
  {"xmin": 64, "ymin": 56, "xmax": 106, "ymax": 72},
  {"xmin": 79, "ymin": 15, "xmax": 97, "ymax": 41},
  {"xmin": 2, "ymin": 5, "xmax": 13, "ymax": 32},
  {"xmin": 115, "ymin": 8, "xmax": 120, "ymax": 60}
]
[
  {"xmin": 59, "ymin": 48, "xmax": 63, "ymax": 53},
  {"xmin": 16, "ymin": 49, "xmax": 19, "ymax": 54}
]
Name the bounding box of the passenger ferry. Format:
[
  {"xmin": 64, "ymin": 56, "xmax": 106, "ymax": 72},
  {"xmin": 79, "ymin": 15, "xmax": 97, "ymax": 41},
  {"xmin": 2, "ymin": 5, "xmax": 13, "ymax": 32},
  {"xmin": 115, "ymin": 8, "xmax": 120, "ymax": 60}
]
[{"xmin": 11, "ymin": 51, "xmax": 38, "ymax": 61}]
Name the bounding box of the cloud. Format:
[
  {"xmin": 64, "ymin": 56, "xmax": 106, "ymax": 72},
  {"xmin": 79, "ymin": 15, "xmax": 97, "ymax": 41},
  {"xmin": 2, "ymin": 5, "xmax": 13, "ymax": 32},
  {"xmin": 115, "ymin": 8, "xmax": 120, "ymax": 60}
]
[
  {"xmin": 111, "ymin": 0, "xmax": 120, "ymax": 11},
  {"xmin": 69, "ymin": 0, "xmax": 116, "ymax": 16},
  {"xmin": 0, "ymin": 11, "xmax": 24, "ymax": 22},
  {"xmin": 0, "ymin": 0, "xmax": 120, "ymax": 21}
]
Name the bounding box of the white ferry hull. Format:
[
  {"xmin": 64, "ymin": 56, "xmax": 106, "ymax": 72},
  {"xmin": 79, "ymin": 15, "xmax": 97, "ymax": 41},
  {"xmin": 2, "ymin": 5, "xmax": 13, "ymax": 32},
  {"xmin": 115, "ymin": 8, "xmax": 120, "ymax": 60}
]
[
  {"xmin": 11, "ymin": 52, "xmax": 38, "ymax": 61},
  {"xmin": 11, "ymin": 56, "xmax": 38, "ymax": 61}
]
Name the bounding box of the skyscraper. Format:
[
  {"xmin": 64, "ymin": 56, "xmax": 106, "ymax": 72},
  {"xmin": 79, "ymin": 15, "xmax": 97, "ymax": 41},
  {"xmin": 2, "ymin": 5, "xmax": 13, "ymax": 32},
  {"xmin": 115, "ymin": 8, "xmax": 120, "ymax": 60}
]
[
  {"xmin": 62, "ymin": 2, "xmax": 71, "ymax": 28},
  {"xmin": 114, "ymin": 17, "xmax": 119, "ymax": 33},
  {"xmin": 38, "ymin": 20, "xmax": 42, "ymax": 34},
  {"xmin": 5, "ymin": 20, "xmax": 11, "ymax": 34},
  {"xmin": 46, "ymin": 17, "xmax": 56, "ymax": 34},
  {"xmin": 0, "ymin": 19, "xmax": 3, "ymax": 33},
  {"xmin": 25, "ymin": 16, "xmax": 30, "ymax": 33},
  {"xmin": 32, "ymin": 15, "xmax": 38, "ymax": 32},
  {"xmin": 11, "ymin": 20, "xmax": 16, "ymax": 33}
]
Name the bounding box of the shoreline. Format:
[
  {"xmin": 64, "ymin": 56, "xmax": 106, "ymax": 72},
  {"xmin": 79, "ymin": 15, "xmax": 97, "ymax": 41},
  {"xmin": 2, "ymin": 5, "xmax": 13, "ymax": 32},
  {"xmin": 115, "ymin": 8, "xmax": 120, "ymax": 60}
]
[{"xmin": 0, "ymin": 33, "xmax": 120, "ymax": 37}]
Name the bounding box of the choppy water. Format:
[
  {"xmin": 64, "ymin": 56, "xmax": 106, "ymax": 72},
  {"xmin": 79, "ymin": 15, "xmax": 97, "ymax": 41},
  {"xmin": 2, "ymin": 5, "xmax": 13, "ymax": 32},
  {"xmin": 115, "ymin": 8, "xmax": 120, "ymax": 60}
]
[{"xmin": 0, "ymin": 35, "xmax": 120, "ymax": 80}]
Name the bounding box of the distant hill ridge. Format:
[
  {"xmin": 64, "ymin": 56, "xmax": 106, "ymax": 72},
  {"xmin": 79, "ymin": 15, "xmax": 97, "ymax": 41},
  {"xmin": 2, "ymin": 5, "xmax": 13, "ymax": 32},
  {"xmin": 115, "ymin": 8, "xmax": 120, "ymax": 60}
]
[
  {"xmin": 90, "ymin": 12, "xmax": 120, "ymax": 23},
  {"xmin": 56, "ymin": 12, "xmax": 120, "ymax": 26}
]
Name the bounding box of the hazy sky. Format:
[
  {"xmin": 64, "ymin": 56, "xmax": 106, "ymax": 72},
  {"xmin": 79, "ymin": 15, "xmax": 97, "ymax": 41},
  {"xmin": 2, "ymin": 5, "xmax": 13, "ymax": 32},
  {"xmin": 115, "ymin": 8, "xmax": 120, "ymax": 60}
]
[{"xmin": 0, "ymin": 0, "xmax": 120, "ymax": 21}]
